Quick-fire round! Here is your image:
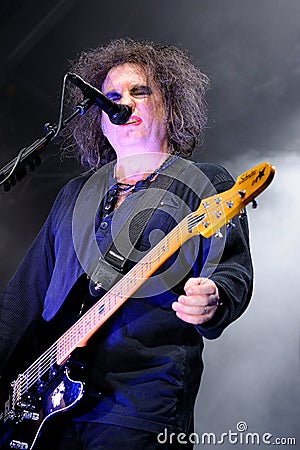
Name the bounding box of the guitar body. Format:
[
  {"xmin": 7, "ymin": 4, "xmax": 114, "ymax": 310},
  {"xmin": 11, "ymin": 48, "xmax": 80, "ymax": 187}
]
[
  {"xmin": 0, "ymin": 278, "xmax": 92, "ymax": 449},
  {"xmin": 0, "ymin": 368, "xmax": 83, "ymax": 450}
]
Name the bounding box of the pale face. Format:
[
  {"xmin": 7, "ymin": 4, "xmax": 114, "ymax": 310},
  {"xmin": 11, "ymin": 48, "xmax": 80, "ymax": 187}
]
[{"xmin": 101, "ymin": 63, "xmax": 168, "ymax": 157}]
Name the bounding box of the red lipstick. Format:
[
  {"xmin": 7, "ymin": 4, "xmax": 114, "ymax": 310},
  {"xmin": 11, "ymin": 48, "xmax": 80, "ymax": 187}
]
[{"xmin": 121, "ymin": 115, "xmax": 142, "ymax": 126}]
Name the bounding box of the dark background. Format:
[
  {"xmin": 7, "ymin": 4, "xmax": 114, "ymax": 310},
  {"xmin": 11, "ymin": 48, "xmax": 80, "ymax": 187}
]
[{"xmin": 0, "ymin": 1, "xmax": 299, "ymax": 447}]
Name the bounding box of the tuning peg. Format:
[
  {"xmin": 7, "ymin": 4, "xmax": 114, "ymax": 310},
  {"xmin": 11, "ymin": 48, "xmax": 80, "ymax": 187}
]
[
  {"xmin": 252, "ymin": 199, "xmax": 258, "ymax": 209},
  {"xmin": 239, "ymin": 208, "xmax": 247, "ymax": 218},
  {"xmin": 226, "ymin": 219, "xmax": 236, "ymax": 229},
  {"xmin": 238, "ymin": 190, "xmax": 246, "ymax": 198},
  {"xmin": 215, "ymin": 229, "xmax": 223, "ymax": 239}
]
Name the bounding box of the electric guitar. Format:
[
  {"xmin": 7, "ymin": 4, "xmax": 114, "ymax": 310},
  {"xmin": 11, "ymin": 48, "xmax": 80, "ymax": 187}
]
[{"xmin": 0, "ymin": 162, "xmax": 275, "ymax": 449}]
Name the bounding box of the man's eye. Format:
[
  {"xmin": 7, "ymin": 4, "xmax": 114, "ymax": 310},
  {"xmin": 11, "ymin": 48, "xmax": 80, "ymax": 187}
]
[
  {"xmin": 132, "ymin": 86, "xmax": 152, "ymax": 97},
  {"xmin": 106, "ymin": 93, "xmax": 121, "ymax": 102}
]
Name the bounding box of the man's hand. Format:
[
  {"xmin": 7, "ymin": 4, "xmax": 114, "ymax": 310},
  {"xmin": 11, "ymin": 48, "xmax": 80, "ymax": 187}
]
[{"xmin": 172, "ymin": 277, "xmax": 220, "ymax": 325}]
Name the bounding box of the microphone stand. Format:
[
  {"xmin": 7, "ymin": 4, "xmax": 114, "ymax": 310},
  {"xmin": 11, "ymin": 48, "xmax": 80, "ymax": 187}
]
[{"xmin": 0, "ymin": 97, "xmax": 93, "ymax": 192}]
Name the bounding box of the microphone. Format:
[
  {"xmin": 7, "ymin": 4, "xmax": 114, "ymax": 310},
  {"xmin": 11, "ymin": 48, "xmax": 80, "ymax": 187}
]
[{"xmin": 67, "ymin": 72, "xmax": 132, "ymax": 125}]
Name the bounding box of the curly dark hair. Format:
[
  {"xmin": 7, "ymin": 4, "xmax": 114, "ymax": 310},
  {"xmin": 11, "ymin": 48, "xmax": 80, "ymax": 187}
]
[{"xmin": 62, "ymin": 38, "xmax": 209, "ymax": 169}]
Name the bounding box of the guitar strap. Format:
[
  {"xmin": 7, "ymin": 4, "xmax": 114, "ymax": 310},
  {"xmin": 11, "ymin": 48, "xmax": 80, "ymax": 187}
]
[{"xmin": 89, "ymin": 156, "xmax": 189, "ymax": 295}]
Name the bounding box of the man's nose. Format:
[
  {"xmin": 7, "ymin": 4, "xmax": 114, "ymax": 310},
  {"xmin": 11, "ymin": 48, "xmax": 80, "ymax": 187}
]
[{"xmin": 120, "ymin": 92, "xmax": 136, "ymax": 109}]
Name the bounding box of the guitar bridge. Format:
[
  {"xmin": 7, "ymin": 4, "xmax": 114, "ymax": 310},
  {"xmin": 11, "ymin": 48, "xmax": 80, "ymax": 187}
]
[{"xmin": 21, "ymin": 410, "xmax": 39, "ymax": 421}]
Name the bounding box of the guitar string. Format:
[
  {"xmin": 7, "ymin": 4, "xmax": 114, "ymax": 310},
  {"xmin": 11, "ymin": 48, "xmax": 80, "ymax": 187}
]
[
  {"xmin": 16, "ymin": 214, "xmax": 192, "ymax": 395},
  {"xmin": 17, "ymin": 218, "xmax": 187, "ymax": 394},
  {"xmin": 17, "ymin": 192, "xmax": 241, "ymax": 395}
]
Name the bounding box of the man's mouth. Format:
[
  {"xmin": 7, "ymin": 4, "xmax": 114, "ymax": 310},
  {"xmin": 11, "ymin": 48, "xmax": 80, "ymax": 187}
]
[{"xmin": 121, "ymin": 116, "xmax": 142, "ymax": 126}]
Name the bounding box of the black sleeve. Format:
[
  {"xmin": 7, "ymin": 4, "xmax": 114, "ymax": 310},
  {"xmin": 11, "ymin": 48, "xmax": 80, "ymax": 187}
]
[{"xmin": 0, "ymin": 185, "xmax": 65, "ymax": 374}]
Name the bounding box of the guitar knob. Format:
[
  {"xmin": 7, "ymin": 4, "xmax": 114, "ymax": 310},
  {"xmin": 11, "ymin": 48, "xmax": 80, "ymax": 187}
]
[
  {"xmin": 9, "ymin": 440, "xmax": 29, "ymax": 449},
  {"xmin": 252, "ymin": 199, "xmax": 258, "ymax": 209}
]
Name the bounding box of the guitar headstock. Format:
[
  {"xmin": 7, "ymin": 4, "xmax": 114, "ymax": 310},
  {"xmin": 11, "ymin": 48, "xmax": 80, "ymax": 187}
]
[{"xmin": 188, "ymin": 162, "xmax": 275, "ymax": 238}]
